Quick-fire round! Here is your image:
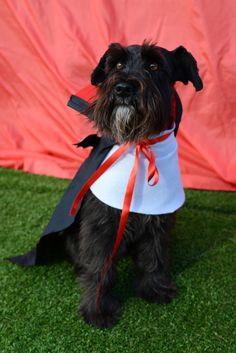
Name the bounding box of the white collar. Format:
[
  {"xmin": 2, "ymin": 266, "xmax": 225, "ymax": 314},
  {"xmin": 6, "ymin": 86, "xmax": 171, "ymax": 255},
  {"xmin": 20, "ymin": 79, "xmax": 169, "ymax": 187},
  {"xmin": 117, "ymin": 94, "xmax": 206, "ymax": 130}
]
[{"xmin": 90, "ymin": 126, "xmax": 185, "ymax": 215}]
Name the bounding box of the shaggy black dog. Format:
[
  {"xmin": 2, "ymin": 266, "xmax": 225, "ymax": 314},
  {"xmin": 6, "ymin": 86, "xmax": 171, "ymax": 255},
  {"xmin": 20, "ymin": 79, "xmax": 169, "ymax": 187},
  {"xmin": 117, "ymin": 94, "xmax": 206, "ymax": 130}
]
[{"xmin": 66, "ymin": 42, "xmax": 202, "ymax": 328}]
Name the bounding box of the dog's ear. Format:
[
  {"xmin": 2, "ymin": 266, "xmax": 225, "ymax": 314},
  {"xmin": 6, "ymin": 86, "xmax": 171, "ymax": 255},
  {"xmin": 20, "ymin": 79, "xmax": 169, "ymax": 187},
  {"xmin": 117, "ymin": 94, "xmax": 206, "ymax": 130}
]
[
  {"xmin": 91, "ymin": 49, "xmax": 109, "ymax": 86},
  {"xmin": 171, "ymin": 46, "xmax": 203, "ymax": 91},
  {"xmin": 91, "ymin": 43, "xmax": 126, "ymax": 86}
]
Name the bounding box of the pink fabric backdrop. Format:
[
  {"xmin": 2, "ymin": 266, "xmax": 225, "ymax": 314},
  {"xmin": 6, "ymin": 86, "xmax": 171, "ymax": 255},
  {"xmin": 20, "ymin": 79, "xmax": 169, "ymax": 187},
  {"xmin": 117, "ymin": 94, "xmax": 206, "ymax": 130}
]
[{"xmin": 1, "ymin": 0, "xmax": 236, "ymax": 190}]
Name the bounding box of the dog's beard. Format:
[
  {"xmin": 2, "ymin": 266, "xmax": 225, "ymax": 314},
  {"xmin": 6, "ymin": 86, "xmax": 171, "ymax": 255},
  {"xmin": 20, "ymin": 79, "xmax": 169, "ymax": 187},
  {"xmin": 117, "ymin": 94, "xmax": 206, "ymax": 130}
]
[
  {"xmin": 112, "ymin": 105, "xmax": 136, "ymax": 143},
  {"xmin": 87, "ymin": 79, "xmax": 168, "ymax": 144}
]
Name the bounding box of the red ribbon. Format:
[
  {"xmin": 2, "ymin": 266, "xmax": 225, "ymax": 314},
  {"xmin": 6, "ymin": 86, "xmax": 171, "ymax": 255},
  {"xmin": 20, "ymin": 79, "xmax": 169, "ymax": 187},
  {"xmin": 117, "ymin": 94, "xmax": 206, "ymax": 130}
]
[{"xmin": 70, "ymin": 131, "xmax": 172, "ymax": 308}]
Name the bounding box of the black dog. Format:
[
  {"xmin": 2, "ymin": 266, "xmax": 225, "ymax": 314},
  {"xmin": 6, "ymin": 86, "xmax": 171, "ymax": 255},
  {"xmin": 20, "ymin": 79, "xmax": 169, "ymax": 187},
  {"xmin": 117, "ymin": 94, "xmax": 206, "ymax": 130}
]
[{"xmin": 66, "ymin": 42, "xmax": 203, "ymax": 328}]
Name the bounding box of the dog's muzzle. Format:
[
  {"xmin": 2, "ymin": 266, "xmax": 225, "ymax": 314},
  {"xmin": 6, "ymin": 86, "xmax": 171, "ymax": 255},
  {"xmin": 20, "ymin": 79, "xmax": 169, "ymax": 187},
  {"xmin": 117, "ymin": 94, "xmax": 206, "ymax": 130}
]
[
  {"xmin": 111, "ymin": 81, "xmax": 137, "ymax": 143},
  {"xmin": 114, "ymin": 82, "xmax": 135, "ymax": 98}
]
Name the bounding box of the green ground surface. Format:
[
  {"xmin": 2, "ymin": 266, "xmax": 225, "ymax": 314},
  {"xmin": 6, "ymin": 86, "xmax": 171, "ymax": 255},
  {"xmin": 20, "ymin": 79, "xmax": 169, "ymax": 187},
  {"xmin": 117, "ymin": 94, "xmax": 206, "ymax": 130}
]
[{"xmin": 0, "ymin": 167, "xmax": 235, "ymax": 353}]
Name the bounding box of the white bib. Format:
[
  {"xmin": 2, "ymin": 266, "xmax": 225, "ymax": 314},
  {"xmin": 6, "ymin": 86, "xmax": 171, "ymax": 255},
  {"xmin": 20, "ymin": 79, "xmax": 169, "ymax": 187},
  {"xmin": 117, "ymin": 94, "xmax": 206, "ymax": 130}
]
[{"xmin": 90, "ymin": 126, "xmax": 185, "ymax": 215}]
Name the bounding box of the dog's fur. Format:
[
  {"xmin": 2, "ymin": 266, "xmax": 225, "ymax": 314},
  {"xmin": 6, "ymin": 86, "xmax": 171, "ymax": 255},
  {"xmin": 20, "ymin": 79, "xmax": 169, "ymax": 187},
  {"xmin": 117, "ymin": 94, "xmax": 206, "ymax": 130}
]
[{"xmin": 66, "ymin": 42, "xmax": 202, "ymax": 328}]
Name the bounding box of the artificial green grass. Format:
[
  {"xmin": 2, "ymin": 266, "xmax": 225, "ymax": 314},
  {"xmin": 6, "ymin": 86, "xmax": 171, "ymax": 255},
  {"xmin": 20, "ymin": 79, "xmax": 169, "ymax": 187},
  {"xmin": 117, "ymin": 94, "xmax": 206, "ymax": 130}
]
[{"xmin": 0, "ymin": 167, "xmax": 235, "ymax": 353}]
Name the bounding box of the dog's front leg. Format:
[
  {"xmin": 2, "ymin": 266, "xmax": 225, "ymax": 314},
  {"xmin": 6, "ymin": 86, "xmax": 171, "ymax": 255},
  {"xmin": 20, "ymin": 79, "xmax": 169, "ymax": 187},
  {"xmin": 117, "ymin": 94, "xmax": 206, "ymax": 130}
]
[
  {"xmin": 133, "ymin": 214, "xmax": 178, "ymax": 304},
  {"xmin": 71, "ymin": 192, "xmax": 121, "ymax": 328},
  {"xmin": 79, "ymin": 262, "xmax": 121, "ymax": 328}
]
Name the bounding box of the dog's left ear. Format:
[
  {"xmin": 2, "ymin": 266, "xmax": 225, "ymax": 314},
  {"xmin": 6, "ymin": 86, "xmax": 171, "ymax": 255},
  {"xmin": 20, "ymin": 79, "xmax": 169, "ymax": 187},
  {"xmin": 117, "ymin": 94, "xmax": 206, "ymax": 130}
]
[{"xmin": 171, "ymin": 46, "xmax": 203, "ymax": 91}]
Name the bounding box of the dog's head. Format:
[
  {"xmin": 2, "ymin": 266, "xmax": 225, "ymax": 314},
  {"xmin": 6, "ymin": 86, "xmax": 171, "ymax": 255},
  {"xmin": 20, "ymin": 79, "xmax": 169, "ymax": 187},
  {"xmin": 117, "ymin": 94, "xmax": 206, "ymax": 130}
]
[{"xmin": 88, "ymin": 41, "xmax": 203, "ymax": 143}]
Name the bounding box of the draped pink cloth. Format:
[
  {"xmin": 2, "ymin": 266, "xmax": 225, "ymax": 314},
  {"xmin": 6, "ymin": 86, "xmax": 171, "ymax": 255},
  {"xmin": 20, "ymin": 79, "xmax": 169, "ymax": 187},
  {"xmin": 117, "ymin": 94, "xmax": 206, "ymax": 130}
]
[{"xmin": 1, "ymin": 0, "xmax": 236, "ymax": 190}]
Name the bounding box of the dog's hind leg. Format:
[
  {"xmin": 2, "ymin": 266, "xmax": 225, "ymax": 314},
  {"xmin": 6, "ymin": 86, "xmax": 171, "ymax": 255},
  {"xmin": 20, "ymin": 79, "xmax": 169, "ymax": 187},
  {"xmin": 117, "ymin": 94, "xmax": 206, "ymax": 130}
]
[{"xmin": 132, "ymin": 213, "xmax": 178, "ymax": 304}]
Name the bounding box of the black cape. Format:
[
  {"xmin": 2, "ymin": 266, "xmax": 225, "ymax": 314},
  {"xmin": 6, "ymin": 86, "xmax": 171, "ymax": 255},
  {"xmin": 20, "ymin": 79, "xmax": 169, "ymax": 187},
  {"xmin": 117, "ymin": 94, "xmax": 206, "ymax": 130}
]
[{"xmin": 9, "ymin": 93, "xmax": 182, "ymax": 266}]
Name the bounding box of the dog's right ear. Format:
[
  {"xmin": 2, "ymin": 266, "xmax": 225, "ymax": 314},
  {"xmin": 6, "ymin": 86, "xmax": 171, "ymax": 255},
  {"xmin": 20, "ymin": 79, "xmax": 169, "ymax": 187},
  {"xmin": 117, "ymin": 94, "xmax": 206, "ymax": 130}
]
[
  {"xmin": 91, "ymin": 43, "xmax": 125, "ymax": 86},
  {"xmin": 91, "ymin": 50, "xmax": 109, "ymax": 86}
]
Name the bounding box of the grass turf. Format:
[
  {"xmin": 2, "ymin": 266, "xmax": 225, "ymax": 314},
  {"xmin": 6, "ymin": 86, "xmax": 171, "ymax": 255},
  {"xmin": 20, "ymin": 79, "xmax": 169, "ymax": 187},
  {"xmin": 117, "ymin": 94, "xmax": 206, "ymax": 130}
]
[{"xmin": 0, "ymin": 167, "xmax": 235, "ymax": 353}]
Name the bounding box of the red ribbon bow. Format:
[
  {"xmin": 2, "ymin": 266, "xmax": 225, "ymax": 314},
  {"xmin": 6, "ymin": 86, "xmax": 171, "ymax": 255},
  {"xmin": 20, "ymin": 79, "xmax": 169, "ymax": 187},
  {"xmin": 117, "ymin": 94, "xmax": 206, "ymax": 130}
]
[{"xmin": 70, "ymin": 131, "xmax": 172, "ymax": 308}]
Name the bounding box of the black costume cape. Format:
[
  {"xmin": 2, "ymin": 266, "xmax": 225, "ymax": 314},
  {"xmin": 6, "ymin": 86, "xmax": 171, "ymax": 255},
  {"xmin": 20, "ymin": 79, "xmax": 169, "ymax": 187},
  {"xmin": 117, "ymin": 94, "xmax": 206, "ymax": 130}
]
[{"xmin": 9, "ymin": 93, "xmax": 182, "ymax": 266}]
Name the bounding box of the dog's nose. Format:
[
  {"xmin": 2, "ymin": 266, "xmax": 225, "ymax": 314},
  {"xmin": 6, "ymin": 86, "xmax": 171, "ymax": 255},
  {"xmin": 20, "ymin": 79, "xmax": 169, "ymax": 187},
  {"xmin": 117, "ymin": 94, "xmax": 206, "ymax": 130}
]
[{"xmin": 114, "ymin": 82, "xmax": 134, "ymax": 97}]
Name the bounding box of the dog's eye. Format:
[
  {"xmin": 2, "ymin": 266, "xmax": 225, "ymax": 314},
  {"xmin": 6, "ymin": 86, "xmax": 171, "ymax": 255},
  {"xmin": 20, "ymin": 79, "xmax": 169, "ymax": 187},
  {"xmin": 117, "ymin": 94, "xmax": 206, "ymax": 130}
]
[
  {"xmin": 149, "ymin": 63, "xmax": 159, "ymax": 71},
  {"xmin": 116, "ymin": 62, "xmax": 125, "ymax": 70}
]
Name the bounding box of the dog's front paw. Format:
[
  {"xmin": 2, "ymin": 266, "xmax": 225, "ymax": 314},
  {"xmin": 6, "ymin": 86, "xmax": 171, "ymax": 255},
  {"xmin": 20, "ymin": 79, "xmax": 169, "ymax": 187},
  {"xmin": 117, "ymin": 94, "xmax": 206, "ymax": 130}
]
[
  {"xmin": 80, "ymin": 295, "xmax": 121, "ymax": 328},
  {"xmin": 135, "ymin": 276, "xmax": 178, "ymax": 304}
]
